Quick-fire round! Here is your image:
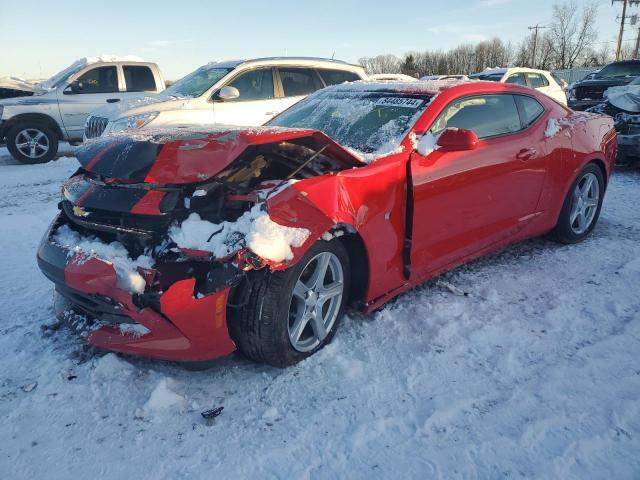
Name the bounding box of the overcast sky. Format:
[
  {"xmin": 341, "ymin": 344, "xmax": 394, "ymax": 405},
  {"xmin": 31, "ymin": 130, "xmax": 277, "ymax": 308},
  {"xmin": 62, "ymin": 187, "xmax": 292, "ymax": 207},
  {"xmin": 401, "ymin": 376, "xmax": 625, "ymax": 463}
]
[{"xmin": 0, "ymin": 0, "xmax": 632, "ymax": 80}]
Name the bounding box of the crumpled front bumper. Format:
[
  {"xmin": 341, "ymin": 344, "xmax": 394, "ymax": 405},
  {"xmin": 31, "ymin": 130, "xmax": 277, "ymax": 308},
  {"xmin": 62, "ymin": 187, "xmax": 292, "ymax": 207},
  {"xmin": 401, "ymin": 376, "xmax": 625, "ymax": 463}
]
[{"xmin": 37, "ymin": 214, "xmax": 237, "ymax": 361}]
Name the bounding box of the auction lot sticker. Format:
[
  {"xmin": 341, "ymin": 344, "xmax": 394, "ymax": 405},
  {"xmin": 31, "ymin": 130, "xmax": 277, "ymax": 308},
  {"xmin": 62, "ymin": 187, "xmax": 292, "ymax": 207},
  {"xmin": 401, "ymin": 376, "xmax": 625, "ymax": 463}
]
[{"xmin": 375, "ymin": 97, "xmax": 424, "ymax": 108}]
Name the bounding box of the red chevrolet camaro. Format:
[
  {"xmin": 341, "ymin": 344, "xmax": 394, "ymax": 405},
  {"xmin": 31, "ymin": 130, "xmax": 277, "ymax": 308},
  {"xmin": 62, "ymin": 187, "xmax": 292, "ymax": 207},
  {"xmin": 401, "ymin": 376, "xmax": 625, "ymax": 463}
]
[{"xmin": 37, "ymin": 80, "xmax": 617, "ymax": 366}]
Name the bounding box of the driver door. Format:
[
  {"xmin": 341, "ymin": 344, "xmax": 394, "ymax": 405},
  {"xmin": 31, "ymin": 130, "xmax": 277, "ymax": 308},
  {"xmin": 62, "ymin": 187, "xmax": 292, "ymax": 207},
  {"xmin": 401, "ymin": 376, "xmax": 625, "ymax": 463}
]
[
  {"xmin": 58, "ymin": 65, "xmax": 123, "ymax": 139},
  {"xmin": 212, "ymin": 68, "xmax": 282, "ymax": 126},
  {"xmin": 409, "ymin": 94, "xmax": 549, "ymax": 277}
]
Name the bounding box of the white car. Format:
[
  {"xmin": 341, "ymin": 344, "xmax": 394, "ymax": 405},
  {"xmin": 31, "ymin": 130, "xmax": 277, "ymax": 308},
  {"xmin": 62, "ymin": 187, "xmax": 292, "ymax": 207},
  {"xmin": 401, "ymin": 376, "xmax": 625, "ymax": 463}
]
[
  {"xmin": 85, "ymin": 57, "xmax": 367, "ymax": 139},
  {"xmin": 469, "ymin": 67, "xmax": 567, "ymax": 105},
  {"xmin": 0, "ymin": 56, "xmax": 165, "ymax": 163},
  {"xmin": 420, "ymin": 75, "xmax": 469, "ymax": 81},
  {"xmin": 369, "ymin": 73, "xmax": 418, "ymax": 82}
]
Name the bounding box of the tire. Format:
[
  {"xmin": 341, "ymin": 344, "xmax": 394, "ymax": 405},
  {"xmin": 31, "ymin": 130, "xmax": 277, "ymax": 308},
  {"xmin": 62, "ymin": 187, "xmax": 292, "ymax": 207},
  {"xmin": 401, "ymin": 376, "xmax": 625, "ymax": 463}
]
[
  {"xmin": 551, "ymin": 163, "xmax": 604, "ymax": 244},
  {"xmin": 6, "ymin": 123, "xmax": 58, "ymax": 164},
  {"xmin": 229, "ymin": 239, "xmax": 351, "ymax": 367}
]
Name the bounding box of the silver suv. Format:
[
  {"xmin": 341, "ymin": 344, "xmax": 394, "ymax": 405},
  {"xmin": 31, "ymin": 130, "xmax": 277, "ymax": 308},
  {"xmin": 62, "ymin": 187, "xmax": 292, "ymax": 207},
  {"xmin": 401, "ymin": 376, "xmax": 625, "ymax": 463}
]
[
  {"xmin": 0, "ymin": 57, "xmax": 165, "ymax": 163},
  {"xmin": 84, "ymin": 57, "xmax": 367, "ymax": 140}
]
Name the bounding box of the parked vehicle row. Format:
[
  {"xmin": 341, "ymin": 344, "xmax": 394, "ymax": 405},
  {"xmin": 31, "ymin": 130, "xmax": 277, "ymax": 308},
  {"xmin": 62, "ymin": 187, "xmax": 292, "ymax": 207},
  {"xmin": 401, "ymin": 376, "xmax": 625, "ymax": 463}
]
[{"xmin": 469, "ymin": 67, "xmax": 568, "ymax": 105}]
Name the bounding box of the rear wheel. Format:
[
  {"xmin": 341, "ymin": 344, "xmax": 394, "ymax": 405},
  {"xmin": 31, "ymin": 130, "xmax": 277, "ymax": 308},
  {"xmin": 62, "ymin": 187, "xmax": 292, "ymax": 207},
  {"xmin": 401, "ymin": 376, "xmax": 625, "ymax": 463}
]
[
  {"xmin": 230, "ymin": 239, "xmax": 350, "ymax": 367},
  {"xmin": 6, "ymin": 123, "xmax": 58, "ymax": 164},
  {"xmin": 551, "ymin": 163, "xmax": 604, "ymax": 244}
]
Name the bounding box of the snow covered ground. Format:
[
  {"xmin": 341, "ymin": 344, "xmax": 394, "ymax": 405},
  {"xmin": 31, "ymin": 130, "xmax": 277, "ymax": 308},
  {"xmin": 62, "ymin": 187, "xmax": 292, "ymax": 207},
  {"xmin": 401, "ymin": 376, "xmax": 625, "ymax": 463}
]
[{"xmin": 0, "ymin": 146, "xmax": 638, "ymax": 479}]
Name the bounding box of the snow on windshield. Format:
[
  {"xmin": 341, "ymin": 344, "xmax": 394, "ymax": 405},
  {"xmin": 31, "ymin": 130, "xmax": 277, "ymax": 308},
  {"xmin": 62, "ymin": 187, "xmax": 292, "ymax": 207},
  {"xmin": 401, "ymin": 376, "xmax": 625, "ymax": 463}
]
[
  {"xmin": 162, "ymin": 65, "xmax": 231, "ymax": 99},
  {"xmin": 269, "ymin": 91, "xmax": 430, "ymax": 161}
]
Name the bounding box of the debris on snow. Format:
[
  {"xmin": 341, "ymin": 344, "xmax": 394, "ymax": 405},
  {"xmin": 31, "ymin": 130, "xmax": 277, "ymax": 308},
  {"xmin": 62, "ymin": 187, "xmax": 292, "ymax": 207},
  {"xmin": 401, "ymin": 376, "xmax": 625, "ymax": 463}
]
[
  {"xmin": 21, "ymin": 382, "xmax": 38, "ymax": 393},
  {"xmin": 201, "ymin": 406, "xmax": 224, "ymax": 420},
  {"xmin": 436, "ymin": 280, "xmax": 468, "ymax": 296}
]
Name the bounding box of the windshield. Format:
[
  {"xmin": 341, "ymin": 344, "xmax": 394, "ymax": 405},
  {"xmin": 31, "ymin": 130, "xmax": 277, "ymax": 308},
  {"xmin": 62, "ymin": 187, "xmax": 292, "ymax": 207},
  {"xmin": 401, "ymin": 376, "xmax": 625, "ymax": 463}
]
[
  {"xmin": 40, "ymin": 61, "xmax": 87, "ymax": 90},
  {"xmin": 162, "ymin": 66, "xmax": 231, "ymax": 98},
  {"xmin": 595, "ymin": 62, "xmax": 640, "ymax": 79},
  {"xmin": 269, "ymin": 90, "xmax": 430, "ymax": 156}
]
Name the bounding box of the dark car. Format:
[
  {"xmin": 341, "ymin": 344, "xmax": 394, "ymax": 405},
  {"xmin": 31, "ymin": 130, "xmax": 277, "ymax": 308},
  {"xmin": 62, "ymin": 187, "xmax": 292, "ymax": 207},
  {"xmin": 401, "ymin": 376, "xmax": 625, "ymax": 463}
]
[
  {"xmin": 588, "ymin": 76, "xmax": 640, "ymax": 165},
  {"xmin": 568, "ymin": 60, "xmax": 640, "ymax": 111}
]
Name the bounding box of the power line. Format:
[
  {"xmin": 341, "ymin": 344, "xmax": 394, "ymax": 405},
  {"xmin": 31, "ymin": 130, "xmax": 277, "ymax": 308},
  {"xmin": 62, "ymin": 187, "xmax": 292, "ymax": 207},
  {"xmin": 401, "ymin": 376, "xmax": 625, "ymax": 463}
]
[{"xmin": 528, "ymin": 24, "xmax": 549, "ymax": 68}]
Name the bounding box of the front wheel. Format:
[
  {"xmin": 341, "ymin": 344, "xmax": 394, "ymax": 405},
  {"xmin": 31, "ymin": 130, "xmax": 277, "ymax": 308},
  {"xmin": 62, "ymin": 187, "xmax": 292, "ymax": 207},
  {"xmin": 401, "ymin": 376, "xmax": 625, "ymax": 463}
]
[
  {"xmin": 6, "ymin": 123, "xmax": 58, "ymax": 164},
  {"xmin": 551, "ymin": 163, "xmax": 604, "ymax": 244},
  {"xmin": 230, "ymin": 239, "xmax": 351, "ymax": 367}
]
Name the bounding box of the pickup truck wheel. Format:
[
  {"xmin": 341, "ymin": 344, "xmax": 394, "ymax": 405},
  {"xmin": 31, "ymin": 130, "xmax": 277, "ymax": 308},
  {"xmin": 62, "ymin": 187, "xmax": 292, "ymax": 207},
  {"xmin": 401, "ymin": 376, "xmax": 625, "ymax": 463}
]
[
  {"xmin": 6, "ymin": 123, "xmax": 58, "ymax": 164},
  {"xmin": 230, "ymin": 239, "xmax": 351, "ymax": 367}
]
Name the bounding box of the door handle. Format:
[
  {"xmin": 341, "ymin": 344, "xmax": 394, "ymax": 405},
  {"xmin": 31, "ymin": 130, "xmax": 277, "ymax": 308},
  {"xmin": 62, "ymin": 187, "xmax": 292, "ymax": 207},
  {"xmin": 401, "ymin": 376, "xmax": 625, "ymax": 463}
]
[
  {"xmin": 106, "ymin": 98, "xmax": 120, "ymax": 103},
  {"xmin": 516, "ymin": 148, "xmax": 537, "ymax": 160}
]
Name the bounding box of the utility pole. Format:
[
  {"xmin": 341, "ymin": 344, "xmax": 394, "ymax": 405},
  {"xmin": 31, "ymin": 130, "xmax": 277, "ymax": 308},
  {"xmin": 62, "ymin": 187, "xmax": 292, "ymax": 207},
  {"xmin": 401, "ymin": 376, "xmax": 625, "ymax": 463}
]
[
  {"xmin": 614, "ymin": 0, "xmax": 629, "ymax": 60},
  {"xmin": 635, "ymin": 26, "xmax": 640, "ymax": 58},
  {"xmin": 528, "ymin": 24, "xmax": 548, "ymax": 68}
]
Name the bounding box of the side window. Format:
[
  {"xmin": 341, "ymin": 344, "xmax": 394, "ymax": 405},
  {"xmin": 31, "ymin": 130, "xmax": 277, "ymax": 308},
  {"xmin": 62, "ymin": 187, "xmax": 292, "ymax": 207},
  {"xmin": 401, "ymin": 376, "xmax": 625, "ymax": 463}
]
[
  {"xmin": 516, "ymin": 95, "xmax": 545, "ymax": 127},
  {"xmin": 317, "ymin": 69, "xmax": 360, "ymax": 86},
  {"xmin": 429, "ymin": 94, "xmax": 522, "ymax": 139},
  {"xmin": 226, "ymin": 68, "xmax": 274, "ymax": 101},
  {"xmin": 74, "ymin": 67, "xmax": 118, "ymax": 93},
  {"xmin": 279, "ymin": 68, "xmax": 324, "ymax": 97},
  {"xmin": 526, "ymin": 73, "xmax": 549, "ymax": 88},
  {"xmin": 123, "ymin": 66, "xmax": 156, "ymax": 92},
  {"xmin": 505, "ymin": 73, "xmax": 527, "ymax": 86}
]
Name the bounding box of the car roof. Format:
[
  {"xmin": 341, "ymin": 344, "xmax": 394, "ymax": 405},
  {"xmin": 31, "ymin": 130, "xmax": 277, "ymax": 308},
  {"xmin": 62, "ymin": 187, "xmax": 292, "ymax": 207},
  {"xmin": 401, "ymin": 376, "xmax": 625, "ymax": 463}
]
[{"xmin": 203, "ymin": 57, "xmax": 365, "ymax": 71}]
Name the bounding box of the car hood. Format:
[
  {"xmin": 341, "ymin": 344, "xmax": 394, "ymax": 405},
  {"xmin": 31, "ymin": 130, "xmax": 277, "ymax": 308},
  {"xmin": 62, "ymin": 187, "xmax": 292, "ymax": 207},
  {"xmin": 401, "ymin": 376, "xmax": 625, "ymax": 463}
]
[
  {"xmin": 76, "ymin": 126, "xmax": 363, "ymax": 184},
  {"xmin": 0, "ymin": 77, "xmax": 45, "ymax": 94},
  {"xmin": 90, "ymin": 94, "xmax": 186, "ymax": 121},
  {"xmin": 604, "ymin": 85, "xmax": 640, "ymax": 113},
  {"xmin": 574, "ymin": 77, "xmax": 634, "ymax": 89}
]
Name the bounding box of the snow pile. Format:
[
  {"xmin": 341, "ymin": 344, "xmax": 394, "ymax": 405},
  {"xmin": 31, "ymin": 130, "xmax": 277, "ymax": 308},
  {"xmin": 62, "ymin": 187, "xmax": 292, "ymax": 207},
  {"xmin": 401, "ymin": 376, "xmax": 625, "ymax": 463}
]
[
  {"xmin": 604, "ymin": 85, "xmax": 640, "ymax": 113},
  {"xmin": 415, "ymin": 131, "xmax": 440, "ymax": 156},
  {"xmin": 142, "ymin": 378, "xmax": 185, "ymax": 412},
  {"xmin": 52, "ymin": 225, "xmax": 153, "ymax": 294},
  {"xmin": 545, "ymin": 118, "xmax": 562, "ymax": 138},
  {"xmin": 169, "ymin": 203, "xmax": 310, "ymax": 263}
]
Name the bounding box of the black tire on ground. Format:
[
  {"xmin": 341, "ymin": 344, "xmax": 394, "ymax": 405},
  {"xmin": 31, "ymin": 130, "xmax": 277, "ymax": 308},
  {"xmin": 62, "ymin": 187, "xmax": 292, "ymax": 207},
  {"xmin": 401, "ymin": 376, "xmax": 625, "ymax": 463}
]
[
  {"xmin": 551, "ymin": 162, "xmax": 605, "ymax": 244},
  {"xmin": 6, "ymin": 123, "xmax": 59, "ymax": 164},
  {"xmin": 229, "ymin": 239, "xmax": 351, "ymax": 367}
]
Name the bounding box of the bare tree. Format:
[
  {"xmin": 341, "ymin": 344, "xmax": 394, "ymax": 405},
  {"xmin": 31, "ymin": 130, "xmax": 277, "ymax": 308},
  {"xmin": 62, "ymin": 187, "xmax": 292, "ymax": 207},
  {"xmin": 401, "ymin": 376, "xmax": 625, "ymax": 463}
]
[
  {"xmin": 358, "ymin": 54, "xmax": 402, "ymax": 74},
  {"xmin": 549, "ymin": 1, "xmax": 599, "ymax": 69}
]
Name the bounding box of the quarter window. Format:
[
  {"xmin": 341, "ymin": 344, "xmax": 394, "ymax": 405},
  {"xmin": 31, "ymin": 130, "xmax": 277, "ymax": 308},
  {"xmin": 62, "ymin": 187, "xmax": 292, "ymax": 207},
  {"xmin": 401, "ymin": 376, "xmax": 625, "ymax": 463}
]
[
  {"xmin": 505, "ymin": 73, "xmax": 527, "ymax": 86},
  {"xmin": 430, "ymin": 94, "xmax": 522, "ymax": 139},
  {"xmin": 279, "ymin": 68, "xmax": 324, "ymax": 97},
  {"xmin": 123, "ymin": 66, "xmax": 156, "ymax": 92},
  {"xmin": 74, "ymin": 67, "xmax": 118, "ymax": 93},
  {"xmin": 317, "ymin": 69, "xmax": 360, "ymax": 86},
  {"xmin": 517, "ymin": 95, "xmax": 545, "ymax": 126},
  {"xmin": 226, "ymin": 68, "xmax": 274, "ymax": 101},
  {"xmin": 526, "ymin": 73, "xmax": 549, "ymax": 88}
]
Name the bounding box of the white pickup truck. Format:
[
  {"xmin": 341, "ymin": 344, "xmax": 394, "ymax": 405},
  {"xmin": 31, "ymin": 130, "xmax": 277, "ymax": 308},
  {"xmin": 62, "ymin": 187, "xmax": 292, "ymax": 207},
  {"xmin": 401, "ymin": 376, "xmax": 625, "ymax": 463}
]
[{"xmin": 0, "ymin": 56, "xmax": 165, "ymax": 163}]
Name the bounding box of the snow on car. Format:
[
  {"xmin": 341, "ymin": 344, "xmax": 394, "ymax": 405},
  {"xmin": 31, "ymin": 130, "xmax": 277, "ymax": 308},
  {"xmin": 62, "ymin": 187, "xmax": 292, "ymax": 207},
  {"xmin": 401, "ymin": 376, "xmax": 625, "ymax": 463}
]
[{"xmin": 35, "ymin": 80, "xmax": 616, "ymax": 367}]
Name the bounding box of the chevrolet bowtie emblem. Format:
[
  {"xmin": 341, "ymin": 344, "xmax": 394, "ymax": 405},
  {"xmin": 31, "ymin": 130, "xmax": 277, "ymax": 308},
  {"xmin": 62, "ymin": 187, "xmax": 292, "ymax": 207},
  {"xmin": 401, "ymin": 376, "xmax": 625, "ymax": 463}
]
[{"xmin": 72, "ymin": 206, "xmax": 90, "ymax": 217}]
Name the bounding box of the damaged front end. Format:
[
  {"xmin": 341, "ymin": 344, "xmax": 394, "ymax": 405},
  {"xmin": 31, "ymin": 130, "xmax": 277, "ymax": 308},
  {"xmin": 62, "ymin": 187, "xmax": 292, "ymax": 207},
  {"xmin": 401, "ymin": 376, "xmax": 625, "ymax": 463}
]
[
  {"xmin": 589, "ymin": 101, "xmax": 640, "ymax": 166},
  {"xmin": 36, "ymin": 127, "xmax": 360, "ymax": 361}
]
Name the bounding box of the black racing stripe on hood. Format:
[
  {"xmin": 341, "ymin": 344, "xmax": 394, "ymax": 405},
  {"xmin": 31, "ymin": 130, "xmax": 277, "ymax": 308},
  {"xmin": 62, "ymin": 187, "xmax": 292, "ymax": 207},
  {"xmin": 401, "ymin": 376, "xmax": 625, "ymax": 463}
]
[{"xmin": 77, "ymin": 138, "xmax": 163, "ymax": 182}]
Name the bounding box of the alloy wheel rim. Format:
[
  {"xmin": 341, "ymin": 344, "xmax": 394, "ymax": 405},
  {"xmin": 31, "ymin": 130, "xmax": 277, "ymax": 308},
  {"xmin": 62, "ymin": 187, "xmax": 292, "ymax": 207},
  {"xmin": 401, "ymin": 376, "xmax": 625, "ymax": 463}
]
[
  {"xmin": 15, "ymin": 128, "xmax": 49, "ymax": 159},
  {"xmin": 287, "ymin": 251, "xmax": 344, "ymax": 353},
  {"xmin": 569, "ymin": 172, "xmax": 599, "ymax": 235}
]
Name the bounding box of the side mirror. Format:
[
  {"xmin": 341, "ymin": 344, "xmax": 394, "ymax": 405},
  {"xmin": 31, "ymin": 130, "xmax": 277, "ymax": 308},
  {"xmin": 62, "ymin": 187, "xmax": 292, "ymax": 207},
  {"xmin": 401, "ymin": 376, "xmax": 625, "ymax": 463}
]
[
  {"xmin": 217, "ymin": 86, "xmax": 240, "ymax": 101},
  {"xmin": 436, "ymin": 128, "xmax": 479, "ymax": 151}
]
